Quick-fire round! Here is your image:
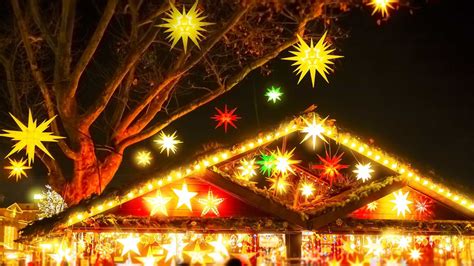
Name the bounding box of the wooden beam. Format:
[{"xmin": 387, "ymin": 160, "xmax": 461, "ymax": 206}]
[
  {"xmin": 195, "ymin": 170, "xmax": 307, "ymax": 229},
  {"xmin": 308, "ymin": 179, "xmax": 405, "ymax": 230}
]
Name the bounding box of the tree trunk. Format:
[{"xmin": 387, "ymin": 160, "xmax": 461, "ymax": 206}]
[{"xmin": 61, "ymin": 136, "xmax": 122, "ymax": 205}]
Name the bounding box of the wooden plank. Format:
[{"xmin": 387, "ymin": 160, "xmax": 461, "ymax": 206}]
[
  {"xmin": 308, "ymin": 180, "xmax": 405, "ymax": 229},
  {"xmin": 195, "ymin": 170, "xmax": 307, "ymax": 229}
]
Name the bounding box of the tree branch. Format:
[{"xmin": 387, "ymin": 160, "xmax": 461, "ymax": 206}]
[
  {"xmin": 69, "ymin": 0, "xmax": 118, "ymax": 99},
  {"xmin": 10, "ymin": 0, "xmax": 78, "ymax": 160},
  {"xmin": 28, "ymin": 0, "xmax": 56, "ymax": 50},
  {"xmin": 0, "ymin": 55, "xmax": 21, "ymax": 115},
  {"xmin": 37, "ymin": 152, "xmax": 66, "ymax": 193}
]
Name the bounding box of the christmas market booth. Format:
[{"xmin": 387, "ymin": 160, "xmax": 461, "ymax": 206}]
[{"xmin": 19, "ymin": 112, "xmax": 474, "ymax": 265}]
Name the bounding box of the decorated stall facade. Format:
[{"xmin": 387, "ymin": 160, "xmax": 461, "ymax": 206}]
[{"xmin": 19, "ymin": 112, "xmax": 474, "ymax": 265}]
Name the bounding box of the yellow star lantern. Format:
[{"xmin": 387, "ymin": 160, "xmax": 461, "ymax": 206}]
[
  {"xmin": 137, "ymin": 248, "xmax": 163, "ymax": 266},
  {"xmin": 409, "ymin": 247, "xmax": 422, "ymax": 261},
  {"xmin": 391, "ymin": 190, "xmax": 412, "ymax": 217},
  {"xmin": 173, "ymin": 182, "xmax": 197, "ymax": 211},
  {"xmin": 237, "ymin": 158, "xmax": 258, "ymax": 179},
  {"xmin": 353, "ymin": 163, "xmax": 374, "ymax": 182},
  {"xmin": 284, "ymin": 32, "xmax": 342, "ymax": 87},
  {"xmin": 198, "ymin": 190, "xmax": 224, "ymax": 216},
  {"xmin": 135, "ymin": 150, "xmax": 152, "ymax": 167},
  {"xmin": 368, "ymin": 0, "xmax": 397, "ymax": 18},
  {"xmin": 300, "ymin": 182, "xmax": 315, "ymax": 198},
  {"xmin": 300, "ymin": 115, "xmax": 328, "ymax": 149},
  {"xmin": 154, "ymin": 131, "xmax": 182, "ymax": 156},
  {"xmin": 184, "ymin": 244, "xmax": 207, "ymax": 265},
  {"xmin": 117, "ymin": 235, "xmax": 141, "ymax": 256},
  {"xmin": 160, "ymin": 1, "xmax": 212, "ymax": 53},
  {"xmin": 269, "ymin": 176, "xmax": 290, "ymax": 194},
  {"xmin": 145, "ymin": 190, "xmax": 172, "ymax": 216},
  {"xmin": 271, "ymin": 147, "xmax": 300, "ymax": 175},
  {"xmin": 1, "ymin": 110, "xmax": 64, "ymax": 164},
  {"xmin": 5, "ymin": 158, "xmax": 31, "ymax": 181}
]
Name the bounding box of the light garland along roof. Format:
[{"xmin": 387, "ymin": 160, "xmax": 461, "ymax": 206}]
[{"xmin": 64, "ymin": 112, "xmax": 474, "ymax": 228}]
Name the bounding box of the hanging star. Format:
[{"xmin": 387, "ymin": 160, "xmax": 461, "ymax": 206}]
[
  {"xmin": 341, "ymin": 238, "xmax": 356, "ymax": 254},
  {"xmin": 145, "ymin": 190, "xmax": 172, "ymax": 216},
  {"xmin": 184, "ymin": 244, "xmax": 207, "ymax": 265},
  {"xmin": 135, "ymin": 150, "xmax": 152, "ymax": 166},
  {"xmin": 163, "ymin": 238, "xmax": 179, "ymax": 262},
  {"xmin": 364, "ymin": 237, "xmax": 384, "ymax": 257},
  {"xmin": 159, "ymin": 1, "xmax": 212, "ymax": 53},
  {"xmin": 257, "ymin": 153, "xmax": 275, "ymax": 176},
  {"xmin": 300, "ymin": 115, "xmax": 328, "ymax": 149},
  {"xmin": 137, "ymin": 248, "xmax": 163, "ymax": 266},
  {"xmin": 237, "ymin": 158, "xmax": 258, "ymax": 179},
  {"xmin": 312, "ymin": 151, "xmax": 348, "ymax": 186},
  {"xmin": 198, "ymin": 190, "xmax": 224, "ymax": 216},
  {"xmin": 5, "ymin": 158, "xmax": 31, "ymax": 181},
  {"xmin": 173, "ymin": 183, "xmax": 197, "ymax": 211},
  {"xmin": 265, "ymin": 86, "xmax": 283, "ymax": 103},
  {"xmin": 409, "ymin": 248, "xmax": 422, "ymax": 261},
  {"xmin": 368, "ymin": 0, "xmax": 397, "ymax": 17},
  {"xmin": 353, "ymin": 163, "xmax": 374, "ymax": 182},
  {"xmin": 271, "ymin": 147, "xmax": 300, "ymax": 175},
  {"xmin": 117, "ymin": 235, "xmax": 141, "ymax": 256},
  {"xmin": 391, "ymin": 190, "xmax": 412, "ymax": 217},
  {"xmin": 397, "ymin": 236, "xmax": 411, "ymax": 251},
  {"xmin": 211, "ymin": 105, "xmax": 240, "ymax": 132},
  {"xmin": 268, "ymin": 175, "xmax": 290, "ymax": 194},
  {"xmin": 154, "ymin": 131, "xmax": 182, "ymax": 156},
  {"xmin": 284, "ymin": 32, "xmax": 342, "ymax": 87},
  {"xmin": 415, "ymin": 197, "xmax": 432, "ymax": 218},
  {"xmin": 209, "ymin": 235, "xmax": 229, "ymax": 257},
  {"xmin": 1, "ymin": 110, "xmax": 64, "ymax": 164},
  {"xmin": 366, "ymin": 201, "xmax": 378, "ymax": 211},
  {"xmin": 300, "ymin": 182, "xmax": 315, "ymax": 198}
]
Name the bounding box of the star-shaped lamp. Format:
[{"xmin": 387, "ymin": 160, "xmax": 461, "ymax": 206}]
[
  {"xmin": 198, "ymin": 190, "xmax": 224, "ymax": 216},
  {"xmin": 117, "ymin": 235, "xmax": 141, "ymax": 256},
  {"xmin": 145, "ymin": 190, "xmax": 172, "ymax": 216},
  {"xmin": 5, "ymin": 158, "xmax": 31, "ymax": 181},
  {"xmin": 211, "ymin": 105, "xmax": 240, "ymax": 132},
  {"xmin": 173, "ymin": 183, "xmax": 197, "ymax": 211}
]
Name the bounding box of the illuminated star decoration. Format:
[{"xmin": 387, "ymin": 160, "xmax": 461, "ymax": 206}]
[
  {"xmin": 135, "ymin": 150, "xmax": 152, "ymax": 166},
  {"xmin": 391, "ymin": 190, "xmax": 412, "ymax": 217},
  {"xmin": 271, "ymin": 147, "xmax": 300, "ymax": 175},
  {"xmin": 198, "ymin": 190, "xmax": 224, "ymax": 216},
  {"xmin": 163, "ymin": 238, "xmax": 178, "ymax": 262},
  {"xmin": 154, "ymin": 131, "xmax": 182, "ymax": 156},
  {"xmin": 184, "ymin": 243, "xmax": 207, "ymax": 265},
  {"xmin": 117, "ymin": 235, "xmax": 141, "ymax": 256},
  {"xmin": 209, "ymin": 235, "xmax": 229, "ymax": 258},
  {"xmin": 237, "ymin": 158, "xmax": 258, "ymax": 179},
  {"xmin": 5, "ymin": 158, "xmax": 31, "ymax": 181},
  {"xmin": 312, "ymin": 151, "xmax": 348, "ymax": 186},
  {"xmin": 1, "ymin": 110, "xmax": 64, "ymax": 164},
  {"xmin": 364, "ymin": 237, "xmax": 384, "ymax": 257},
  {"xmin": 257, "ymin": 153, "xmax": 275, "ymax": 176},
  {"xmin": 368, "ymin": 0, "xmax": 398, "ymax": 17},
  {"xmin": 160, "ymin": 1, "xmax": 212, "ymax": 53},
  {"xmin": 137, "ymin": 248, "xmax": 163, "ymax": 266},
  {"xmin": 415, "ymin": 197, "xmax": 432, "ymax": 218},
  {"xmin": 353, "ymin": 163, "xmax": 374, "ymax": 182},
  {"xmin": 145, "ymin": 190, "xmax": 172, "ymax": 216},
  {"xmin": 211, "ymin": 105, "xmax": 241, "ymax": 132},
  {"xmin": 284, "ymin": 32, "xmax": 343, "ymax": 87},
  {"xmin": 265, "ymin": 86, "xmax": 283, "ymax": 103},
  {"xmin": 398, "ymin": 236, "xmax": 411, "ymax": 251},
  {"xmin": 300, "ymin": 182, "xmax": 315, "ymax": 198},
  {"xmin": 366, "ymin": 201, "xmax": 378, "ymax": 211},
  {"xmin": 173, "ymin": 183, "xmax": 197, "ymax": 211},
  {"xmin": 409, "ymin": 248, "xmax": 422, "ymax": 261},
  {"xmin": 385, "ymin": 256, "xmax": 399, "ymax": 266},
  {"xmin": 300, "ymin": 115, "xmax": 328, "ymax": 149},
  {"xmin": 268, "ymin": 175, "xmax": 290, "ymax": 194}
]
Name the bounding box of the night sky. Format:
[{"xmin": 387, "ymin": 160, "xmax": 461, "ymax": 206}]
[{"xmin": 1, "ymin": 0, "xmax": 473, "ymax": 205}]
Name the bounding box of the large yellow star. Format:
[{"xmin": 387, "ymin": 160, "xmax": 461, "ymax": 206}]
[
  {"xmin": 1, "ymin": 110, "xmax": 64, "ymax": 164},
  {"xmin": 145, "ymin": 190, "xmax": 172, "ymax": 216},
  {"xmin": 173, "ymin": 183, "xmax": 197, "ymax": 211},
  {"xmin": 284, "ymin": 32, "xmax": 343, "ymax": 87},
  {"xmin": 353, "ymin": 163, "xmax": 374, "ymax": 182},
  {"xmin": 184, "ymin": 244, "xmax": 207, "ymax": 265},
  {"xmin": 209, "ymin": 235, "xmax": 229, "ymax": 257},
  {"xmin": 117, "ymin": 235, "xmax": 141, "ymax": 256},
  {"xmin": 154, "ymin": 131, "xmax": 182, "ymax": 156},
  {"xmin": 368, "ymin": 0, "xmax": 398, "ymax": 17},
  {"xmin": 163, "ymin": 237, "xmax": 179, "ymax": 262},
  {"xmin": 160, "ymin": 1, "xmax": 212, "ymax": 53},
  {"xmin": 198, "ymin": 190, "xmax": 224, "ymax": 216},
  {"xmin": 271, "ymin": 147, "xmax": 300, "ymax": 175},
  {"xmin": 136, "ymin": 248, "xmax": 163, "ymax": 266},
  {"xmin": 135, "ymin": 150, "xmax": 152, "ymax": 166},
  {"xmin": 391, "ymin": 190, "xmax": 412, "ymax": 217},
  {"xmin": 5, "ymin": 158, "xmax": 31, "ymax": 181},
  {"xmin": 300, "ymin": 114, "xmax": 328, "ymax": 149}
]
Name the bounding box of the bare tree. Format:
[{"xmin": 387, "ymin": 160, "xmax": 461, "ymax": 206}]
[{"xmin": 0, "ymin": 0, "xmax": 357, "ymax": 205}]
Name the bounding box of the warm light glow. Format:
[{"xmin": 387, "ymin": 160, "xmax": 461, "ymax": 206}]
[
  {"xmin": 300, "ymin": 115, "xmax": 328, "ymax": 149},
  {"xmin": 209, "ymin": 235, "xmax": 229, "ymax": 258},
  {"xmin": 257, "ymin": 153, "xmax": 275, "ymax": 176},
  {"xmin": 117, "ymin": 235, "xmax": 141, "ymax": 256},
  {"xmin": 397, "ymin": 236, "xmax": 411, "ymax": 250},
  {"xmin": 391, "ymin": 190, "xmax": 412, "ymax": 217},
  {"xmin": 163, "ymin": 237, "xmax": 178, "ymax": 262},
  {"xmin": 154, "ymin": 131, "xmax": 182, "ymax": 156},
  {"xmin": 409, "ymin": 248, "xmax": 422, "ymax": 261},
  {"xmin": 300, "ymin": 182, "xmax": 315, "ymax": 198},
  {"xmin": 198, "ymin": 190, "xmax": 224, "ymax": 216},
  {"xmin": 312, "ymin": 151, "xmax": 348, "ymax": 186},
  {"xmin": 145, "ymin": 190, "xmax": 172, "ymax": 216},
  {"xmin": 211, "ymin": 105, "xmax": 241, "ymax": 132},
  {"xmin": 137, "ymin": 248, "xmax": 162, "ymax": 266},
  {"xmin": 1, "ymin": 110, "xmax": 64, "ymax": 164},
  {"xmin": 367, "ymin": 202, "xmax": 378, "ymax": 211},
  {"xmin": 353, "ymin": 163, "xmax": 374, "ymax": 182},
  {"xmin": 237, "ymin": 158, "xmax": 258, "ymax": 179},
  {"xmin": 364, "ymin": 237, "xmax": 384, "ymax": 257},
  {"xmin": 173, "ymin": 183, "xmax": 197, "ymax": 211},
  {"xmin": 135, "ymin": 150, "xmax": 152, "ymax": 166},
  {"xmin": 160, "ymin": 1, "xmax": 212, "ymax": 53},
  {"xmin": 184, "ymin": 244, "xmax": 207, "ymax": 264},
  {"xmin": 368, "ymin": 0, "xmax": 398, "ymax": 17},
  {"xmin": 271, "ymin": 147, "xmax": 300, "ymax": 175},
  {"xmin": 284, "ymin": 32, "xmax": 343, "ymax": 87},
  {"xmin": 5, "ymin": 158, "xmax": 31, "ymax": 181},
  {"xmin": 265, "ymin": 86, "xmax": 283, "ymax": 103},
  {"xmin": 269, "ymin": 176, "xmax": 290, "ymax": 194}
]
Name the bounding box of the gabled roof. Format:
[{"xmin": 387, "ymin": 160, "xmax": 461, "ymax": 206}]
[{"xmin": 20, "ymin": 111, "xmax": 474, "ymax": 239}]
